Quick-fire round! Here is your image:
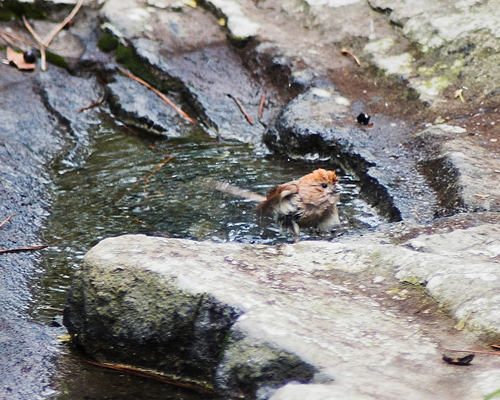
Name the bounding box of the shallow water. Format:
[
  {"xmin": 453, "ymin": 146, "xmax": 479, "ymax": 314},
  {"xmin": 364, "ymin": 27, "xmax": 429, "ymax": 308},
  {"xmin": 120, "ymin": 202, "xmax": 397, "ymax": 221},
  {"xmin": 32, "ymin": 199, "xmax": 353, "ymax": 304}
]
[{"xmin": 34, "ymin": 121, "xmax": 383, "ymax": 397}]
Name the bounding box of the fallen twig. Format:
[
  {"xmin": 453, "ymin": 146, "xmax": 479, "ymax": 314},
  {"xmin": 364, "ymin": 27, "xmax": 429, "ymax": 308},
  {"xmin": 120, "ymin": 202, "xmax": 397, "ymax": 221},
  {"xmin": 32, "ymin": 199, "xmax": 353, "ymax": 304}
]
[
  {"xmin": 341, "ymin": 48, "xmax": 361, "ymax": 66},
  {"xmin": 118, "ymin": 67, "xmax": 197, "ymax": 124},
  {"xmin": 439, "ymin": 347, "xmax": 500, "ymax": 356},
  {"xmin": 19, "ymin": 0, "xmax": 83, "ymax": 71},
  {"xmin": 142, "ymin": 155, "xmax": 177, "ymax": 194},
  {"xmin": 227, "ymin": 93, "xmax": 254, "ymax": 125},
  {"xmin": 0, "ymin": 28, "xmax": 38, "ymax": 49},
  {"xmin": 77, "ymin": 96, "xmax": 104, "ymax": 113},
  {"xmin": 43, "ymin": 0, "xmax": 84, "ymax": 47},
  {"xmin": 0, "ymin": 214, "xmax": 15, "ymax": 230},
  {"xmin": 116, "ymin": 154, "xmax": 178, "ymax": 204},
  {"xmin": 22, "ymin": 15, "xmax": 46, "ymax": 71},
  {"xmin": 0, "ymin": 239, "xmax": 62, "ymax": 254},
  {"xmin": 84, "ymin": 359, "xmax": 214, "ymax": 393},
  {"xmin": 0, "ymin": 244, "xmax": 49, "ymax": 254},
  {"xmin": 0, "ymin": 33, "xmax": 20, "ymax": 50},
  {"xmin": 258, "ymin": 90, "xmax": 266, "ymax": 119}
]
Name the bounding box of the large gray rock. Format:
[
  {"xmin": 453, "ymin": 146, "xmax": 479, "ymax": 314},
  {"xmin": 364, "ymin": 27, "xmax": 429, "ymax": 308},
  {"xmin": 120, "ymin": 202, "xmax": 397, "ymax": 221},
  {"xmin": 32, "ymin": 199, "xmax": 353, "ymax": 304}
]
[
  {"xmin": 0, "ymin": 63, "xmax": 103, "ymax": 399},
  {"xmin": 64, "ymin": 224, "xmax": 500, "ymax": 399}
]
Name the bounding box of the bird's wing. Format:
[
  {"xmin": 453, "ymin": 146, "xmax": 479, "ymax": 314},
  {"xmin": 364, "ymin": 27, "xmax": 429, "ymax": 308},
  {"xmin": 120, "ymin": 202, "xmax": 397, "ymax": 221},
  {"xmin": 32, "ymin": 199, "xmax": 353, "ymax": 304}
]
[{"xmin": 257, "ymin": 182, "xmax": 299, "ymax": 216}]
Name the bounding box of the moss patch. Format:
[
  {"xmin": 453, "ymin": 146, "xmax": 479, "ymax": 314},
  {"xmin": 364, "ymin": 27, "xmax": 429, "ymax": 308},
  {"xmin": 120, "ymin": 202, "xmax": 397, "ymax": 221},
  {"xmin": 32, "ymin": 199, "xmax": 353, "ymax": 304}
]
[
  {"xmin": 0, "ymin": 1, "xmax": 46, "ymax": 21},
  {"xmin": 46, "ymin": 51, "xmax": 68, "ymax": 69},
  {"xmin": 97, "ymin": 33, "xmax": 119, "ymax": 53},
  {"xmin": 114, "ymin": 44, "xmax": 177, "ymax": 95}
]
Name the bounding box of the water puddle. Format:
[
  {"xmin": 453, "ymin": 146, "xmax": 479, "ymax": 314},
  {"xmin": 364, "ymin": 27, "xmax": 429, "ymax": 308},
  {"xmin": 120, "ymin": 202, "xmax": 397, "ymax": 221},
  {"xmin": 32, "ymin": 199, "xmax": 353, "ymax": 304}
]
[{"xmin": 34, "ymin": 120, "xmax": 384, "ymax": 397}]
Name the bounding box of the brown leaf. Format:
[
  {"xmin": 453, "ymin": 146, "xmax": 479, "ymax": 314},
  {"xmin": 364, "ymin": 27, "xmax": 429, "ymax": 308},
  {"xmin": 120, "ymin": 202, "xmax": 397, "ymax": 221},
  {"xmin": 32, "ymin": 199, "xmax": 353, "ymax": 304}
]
[{"xmin": 7, "ymin": 47, "xmax": 35, "ymax": 70}]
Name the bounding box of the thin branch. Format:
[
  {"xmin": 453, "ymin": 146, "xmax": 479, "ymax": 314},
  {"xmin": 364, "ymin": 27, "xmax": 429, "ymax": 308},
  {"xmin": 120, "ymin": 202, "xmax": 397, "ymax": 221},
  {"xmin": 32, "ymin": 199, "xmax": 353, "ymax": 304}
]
[
  {"xmin": 43, "ymin": 0, "xmax": 84, "ymax": 46},
  {"xmin": 227, "ymin": 93, "xmax": 254, "ymax": 125},
  {"xmin": 0, "ymin": 28, "xmax": 38, "ymax": 49},
  {"xmin": 77, "ymin": 96, "xmax": 104, "ymax": 113},
  {"xmin": 439, "ymin": 347, "xmax": 500, "ymax": 356},
  {"xmin": 0, "ymin": 239, "xmax": 61, "ymax": 254},
  {"xmin": 116, "ymin": 154, "xmax": 178, "ymax": 204},
  {"xmin": 341, "ymin": 48, "xmax": 361, "ymax": 66},
  {"xmin": 143, "ymin": 155, "xmax": 177, "ymax": 194},
  {"xmin": 0, "ymin": 214, "xmax": 15, "ymax": 230},
  {"xmin": 0, "ymin": 244, "xmax": 49, "ymax": 254},
  {"xmin": 1, "ymin": 33, "xmax": 20, "ymax": 49},
  {"xmin": 22, "ymin": 16, "xmax": 46, "ymax": 71},
  {"xmin": 21, "ymin": 16, "xmax": 43, "ymax": 44},
  {"xmin": 117, "ymin": 67, "xmax": 197, "ymax": 124},
  {"xmin": 258, "ymin": 90, "xmax": 266, "ymax": 119},
  {"xmin": 84, "ymin": 359, "xmax": 214, "ymax": 393}
]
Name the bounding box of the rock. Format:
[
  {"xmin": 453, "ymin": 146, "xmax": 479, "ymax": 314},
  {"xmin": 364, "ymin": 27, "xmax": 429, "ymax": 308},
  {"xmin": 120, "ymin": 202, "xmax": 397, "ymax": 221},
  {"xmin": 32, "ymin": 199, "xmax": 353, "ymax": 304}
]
[
  {"xmin": 413, "ymin": 124, "xmax": 500, "ymax": 214},
  {"xmin": 106, "ymin": 74, "xmax": 188, "ymax": 137},
  {"xmin": 64, "ymin": 228, "xmax": 500, "ymax": 399},
  {"xmin": 202, "ymin": 0, "xmax": 261, "ymax": 41},
  {"xmin": 395, "ymin": 223, "xmax": 500, "ymax": 340},
  {"xmin": 132, "ymin": 37, "xmax": 270, "ymax": 142},
  {"xmin": 0, "ymin": 66, "xmax": 68, "ymax": 400},
  {"xmin": 36, "ymin": 67, "xmax": 105, "ymax": 167},
  {"xmin": 366, "ymin": 0, "xmax": 500, "ymax": 104},
  {"xmin": 37, "ymin": 69, "xmax": 103, "ymax": 137},
  {"xmin": 269, "ymin": 382, "xmax": 374, "ymax": 400},
  {"xmin": 100, "ymin": 0, "xmax": 277, "ymax": 143}
]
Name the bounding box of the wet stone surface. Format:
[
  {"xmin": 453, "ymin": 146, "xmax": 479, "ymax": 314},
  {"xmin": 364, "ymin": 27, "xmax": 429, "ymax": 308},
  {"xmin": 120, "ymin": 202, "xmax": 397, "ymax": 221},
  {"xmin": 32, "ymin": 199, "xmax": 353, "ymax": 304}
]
[
  {"xmin": 106, "ymin": 74, "xmax": 189, "ymax": 137},
  {"xmin": 0, "ymin": 68, "xmax": 65, "ymax": 399},
  {"xmin": 0, "ymin": 0, "xmax": 500, "ymax": 399}
]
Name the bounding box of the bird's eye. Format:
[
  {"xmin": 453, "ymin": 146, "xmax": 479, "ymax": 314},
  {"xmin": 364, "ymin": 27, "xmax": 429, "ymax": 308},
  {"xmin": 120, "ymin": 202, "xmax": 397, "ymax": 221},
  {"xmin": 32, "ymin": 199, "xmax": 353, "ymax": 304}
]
[{"xmin": 321, "ymin": 183, "xmax": 328, "ymax": 188}]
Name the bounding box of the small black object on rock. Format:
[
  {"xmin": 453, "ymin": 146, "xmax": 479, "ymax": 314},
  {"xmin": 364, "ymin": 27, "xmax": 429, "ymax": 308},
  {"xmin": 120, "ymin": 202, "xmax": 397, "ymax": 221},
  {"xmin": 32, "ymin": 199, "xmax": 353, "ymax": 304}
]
[
  {"xmin": 357, "ymin": 112, "xmax": 371, "ymax": 125},
  {"xmin": 23, "ymin": 49, "xmax": 37, "ymax": 64},
  {"xmin": 442, "ymin": 353, "xmax": 474, "ymax": 366}
]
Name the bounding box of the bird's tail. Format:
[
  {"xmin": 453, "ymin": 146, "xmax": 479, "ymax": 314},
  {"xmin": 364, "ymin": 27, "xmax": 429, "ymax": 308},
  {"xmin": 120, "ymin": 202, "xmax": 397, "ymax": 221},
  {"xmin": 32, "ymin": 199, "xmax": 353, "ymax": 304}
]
[{"xmin": 211, "ymin": 180, "xmax": 266, "ymax": 203}]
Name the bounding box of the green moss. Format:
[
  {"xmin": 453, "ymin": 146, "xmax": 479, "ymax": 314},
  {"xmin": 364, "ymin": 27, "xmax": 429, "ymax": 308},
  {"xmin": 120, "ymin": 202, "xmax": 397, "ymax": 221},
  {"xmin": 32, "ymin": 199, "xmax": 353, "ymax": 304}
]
[
  {"xmin": 46, "ymin": 51, "xmax": 68, "ymax": 69},
  {"xmin": 0, "ymin": 1, "xmax": 46, "ymax": 21},
  {"xmin": 400, "ymin": 276, "xmax": 424, "ymax": 286},
  {"xmin": 115, "ymin": 44, "xmax": 175, "ymax": 94},
  {"xmin": 115, "ymin": 44, "xmax": 135, "ymax": 65},
  {"xmin": 97, "ymin": 33, "xmax": 119, "ymax": 53},
  {"xmin": 454, "ymin": 311, "xmax": 472, "ymax": 331}
]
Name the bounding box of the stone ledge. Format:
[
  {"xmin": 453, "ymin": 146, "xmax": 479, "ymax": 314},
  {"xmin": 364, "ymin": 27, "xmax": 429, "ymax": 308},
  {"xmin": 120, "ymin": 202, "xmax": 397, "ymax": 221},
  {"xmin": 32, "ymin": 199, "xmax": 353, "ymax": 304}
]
[{"xmin": 64, "ymin": 227, "xmax": 500, "ymax": 399}]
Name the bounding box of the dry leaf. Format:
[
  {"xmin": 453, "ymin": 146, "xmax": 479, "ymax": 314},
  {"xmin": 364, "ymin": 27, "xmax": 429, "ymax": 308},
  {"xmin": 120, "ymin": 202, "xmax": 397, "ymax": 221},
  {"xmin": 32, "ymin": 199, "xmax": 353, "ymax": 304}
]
[{"xmin": 7, "ymin": 46, "xmax": 35, "ymax": 70}]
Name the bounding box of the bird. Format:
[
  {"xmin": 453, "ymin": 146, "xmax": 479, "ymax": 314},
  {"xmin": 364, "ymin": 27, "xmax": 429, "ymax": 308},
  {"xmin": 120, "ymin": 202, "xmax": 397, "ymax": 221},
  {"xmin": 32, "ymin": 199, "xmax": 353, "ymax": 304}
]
[{"xmin": 213, "ymin": 169, "xmax": 342, "ymax": 241}]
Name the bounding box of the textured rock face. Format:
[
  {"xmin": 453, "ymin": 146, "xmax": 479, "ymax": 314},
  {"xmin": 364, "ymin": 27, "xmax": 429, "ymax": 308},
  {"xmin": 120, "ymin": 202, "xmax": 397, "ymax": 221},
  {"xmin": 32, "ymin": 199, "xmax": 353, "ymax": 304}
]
[
  {"xmin": 65, "ymin": 227, "xmax": 500, "ymax": 399},
  {"xmin": 64, "ymin": 235, "xmax": 317, "ymax": 397}
]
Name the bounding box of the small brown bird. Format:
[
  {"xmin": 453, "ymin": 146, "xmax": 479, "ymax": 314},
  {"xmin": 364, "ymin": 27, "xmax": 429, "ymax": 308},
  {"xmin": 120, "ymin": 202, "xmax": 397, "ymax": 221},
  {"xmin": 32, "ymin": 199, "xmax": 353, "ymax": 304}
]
[{"xmin": 214, "ymin": 169, "xmax": 342, "ymax": 241}]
